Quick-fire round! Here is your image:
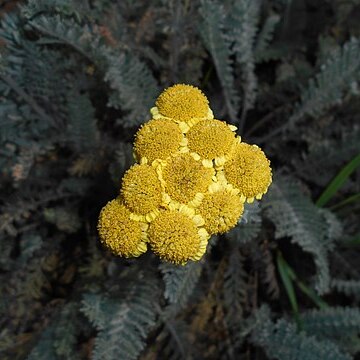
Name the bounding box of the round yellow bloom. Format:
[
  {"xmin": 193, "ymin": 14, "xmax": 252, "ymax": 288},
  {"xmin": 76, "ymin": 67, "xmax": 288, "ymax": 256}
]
[
  {"xmin": 121, "ymin": 164, "xmax": 162, "ymax": 218},
  {"xmin": 134, "ymin": 118, "xmax": 184, "ymax": 164},
  {"xmin": 160, "ymin": 153, "xmax": 214, "ymax": 205},
  {"xmin": 223, "ymin": 143, "xmax": 272, "ymax": 201},
  {"xmin": 148, "ymin": 210, "xmax": 208, "ymax": 264},
  {"xmin": 97, "ymin": 199, "xmax": 147, "ymax": 257},
  {"xmin": 186, "ymin": 119, "xmax": 236, "ymax": 165},
  {"xmin": 154, "ymin": 84, "xmax": 210, "ymax": 121},
  {"xmin": 197, "ymin": 186, "xmax": 244, "ymax": 235}
]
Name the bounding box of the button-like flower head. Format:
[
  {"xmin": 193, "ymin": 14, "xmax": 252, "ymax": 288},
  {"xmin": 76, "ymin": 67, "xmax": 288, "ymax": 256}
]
[
  {"xmin": 151, "ymin": 84, "xmax": 213, "ymax": 123},
  {"xmin": 148, "ymin": 209, "xmax": 209, "ymax": 265},
  {"xmin": 185, "ymin": 119, "xmax": 237, "ymax": 168},
  {"xmin": 134, "ymin": 118, "xmax": 184, "ymax": 164},
  {"xmin": 158, "ymin": 153, "xmax": 214, "ymax": 206},
  {"xmin": 121, "ymin": 164, "xmax": 162, "ymax": 222},
  {"xmin": 197, "ymin": 183, "xmax": 244, "ymax": 235},
  {"xmin": 97, "ymin": 199, "xmax": 147, "ymax": 257},
  {"xmin": 223, "ymin": 143, "xmax": 272, "ymax": 202}
]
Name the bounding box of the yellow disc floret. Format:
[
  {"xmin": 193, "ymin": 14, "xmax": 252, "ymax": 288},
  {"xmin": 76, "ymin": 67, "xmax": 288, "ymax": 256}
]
[
  {"xmin": 154, "ymin": 84, "xmax": 210, "ymax": 121},
  {"xmin": 148, "ymin": 210, "xmax": 208, "ymax": 264},
  {"xmin": 97, "ymin": 199, "xmax": 147, "ymax": 257},
  {"xmin": 160, "ymin": 153, "xmax": 214, "ymax": 205},
  {"xmin": 121, "ymin": 164, "xmax": 162, "ymax": 219},
  {"xmin": 186, "ymin": 119, "xmax": 237, "ymax": 165},
  {"xmin": 197, "ymin": 185, "xmax": 244, "ymax": 235},
  {"xmin": 223, "ymin": 143, "xmax": 272, "ymax": 202},
  {"xmin": 134, "ymin": 119, "xmax": 184, "ymax": 164}
]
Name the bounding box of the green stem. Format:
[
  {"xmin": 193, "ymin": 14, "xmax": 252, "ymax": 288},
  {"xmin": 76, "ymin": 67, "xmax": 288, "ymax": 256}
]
[
  {"xmin": 277, "ymin": 252, "xmax": 328, "ymax": 328},
  {"xmin": 329, "ymin": 192, "xmax": 360, "ymax": 210},
  {"xmin": 316, "ymin": 152, "xmax": 360, "ymax": 207},
  {"xmin": 277, "ymin": 252, "xmax": 301, "ymax": 328},
  {"xmin": 284, "ymin": 261, "xmax": 328, "ymax": 310}
]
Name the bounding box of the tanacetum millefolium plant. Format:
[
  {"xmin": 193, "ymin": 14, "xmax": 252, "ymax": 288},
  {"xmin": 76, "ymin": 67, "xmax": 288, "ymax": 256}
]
[
  {"xmin": 98, "ymin": 84, "xmax": 272, "ymax": 265},
  {"xmin": 0, "ymin": 1, "xmax": 359, "ymax": 359}
]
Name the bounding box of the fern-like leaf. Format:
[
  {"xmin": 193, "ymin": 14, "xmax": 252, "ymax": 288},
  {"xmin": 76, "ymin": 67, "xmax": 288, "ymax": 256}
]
[
  {"xmin": 82, "ymin": 278, "xmax": 159, "ymax": 360},
  {"xmin": 104, "ymin": 51, "xmax": 159, "ymax": 127},
  {"xmin": 254, "ymin": 14, "xmax": 281, "ymax": 63},
  {"xmin": 27, "ymin": 326, "xmax": 58, "ymax": 360},
  {"xmin": 21, "ymin": 0, "xmax": 83, "ymax": 21},
  {"xmin": 28, "ymin": 15, "xmax": 97, "ymax": 62},
  {"xmin": 251, "ymin": 241, "xmax": 280, "ymax": 299},
  {"xmin": 28, "ymin": 303, "xmax": 80, "ymax": 360},
  {"xmin": 160, "ymin": 261, "xmax": 203, "ymax": 312},
  {"xmin": 251, "ymin": 307, "xmax": 352, "ymax": 360},
  {"xmin": 227, "ymin": 0, "xmax": 260, "ymax": 118},
  {"xmin": 301, "ymin": 307, "xmax": 360, "ymax": 339},
  {"xmin": 226, "ymin": 202, "xmax": 262, "ymax": 244},
  {"xmin": 294, "ymin": 127, "xmax": 360, "ymax": 187},
  {"xmin": 223, "ymin": 248, "xmax": 247, "ymax": 320},
  {"xmin": 290, "ymin": 37, "xmax": 360, "ymax": 125},
  {"xmin": 157, "ymin": 319, "xmax": 190, "ymax": 360},
  {"xmin": 264, "ymin": 176, "xmax": 342, "ymax": 294},
  {"xmin": 198, "ymin": 0, "xmax": 240, "ymax": 121},
  {"xmin": 332, "ymin": 279, "xmax": 360, "ymax": 298},
  {"xmin": 222, "ymin": 248, "xmax": 247, "ymax": 348},
  {"xmin": 66, "ymin": 91, "xmax": 99, "ymax": 153},
  {"xmin": 81, "ymin": 293, "xmax": 119, "ymax": 330}
]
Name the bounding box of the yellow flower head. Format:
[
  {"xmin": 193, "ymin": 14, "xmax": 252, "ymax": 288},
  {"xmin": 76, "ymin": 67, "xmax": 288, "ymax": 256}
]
[
  {"xmin": 97, "ymin": 199, "xmax": 147, "ymax": 257},
  {"xmin": 223, "ymin": 142, "xmax": 272, "ymax": 202},
  {"xmin": 121, "ymin": 164, "xmax": 162, "ymax": 220},
  {"xmin": 97, "ymin": 83, "xmax": 273, "ymax": 263},
  {"xmin": 134, "ymin": 118, "xmax": 184, "ymax": 164},
  {"xmin": 197, "ymin": 184, "xmax": 244, "ymax": 235},
  {"xmin": 159, "ymin": 153, "xmax": 214, "ymax": 205},
  {"xmin": 153, "ymin": 84, "xmax": 211, "ymax": 122},
  {"xmin": 148, "ymin": 209, "xmax": 209, "ymax": 265},
  {"xmin": 185, "ymin": 119, "xmax": 237, "ymax": 167}
]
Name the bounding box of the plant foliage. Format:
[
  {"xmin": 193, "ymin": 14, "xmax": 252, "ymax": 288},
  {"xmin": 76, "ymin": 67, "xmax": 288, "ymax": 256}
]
[
  {"xmin": 0, "ymin": 0, "xmax": 359, "ymax": 359},
  {"xmin": 264, "ymin": 176, "xmax": 342, "ymax": 294},
  {"xmin": 250, "ymin": 307, "xmax": 352, "ymax": 360}
]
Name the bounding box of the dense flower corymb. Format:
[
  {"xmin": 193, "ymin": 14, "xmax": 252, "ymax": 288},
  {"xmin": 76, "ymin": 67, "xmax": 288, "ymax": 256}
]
[{"xmin": 97, "ymin": 83, "xmax": 272, "ymax": 265}]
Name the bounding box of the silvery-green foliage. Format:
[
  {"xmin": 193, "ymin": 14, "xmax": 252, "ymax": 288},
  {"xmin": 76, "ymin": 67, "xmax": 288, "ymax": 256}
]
[
  {"xmin": 227, "ymin": 0, "xmax": 260, "ymax": 115},
  {"xmin": 250, "ymin": 307, "xmax": 352, "ymax": 360},
  {"xmin": 290, "ymin": 38, "xmax": 360, "ymax": 126},
  {"xmin": 264, "ymin": 176, "xmax": 342, "ymax": 294},
  {"xmin": 82, "ymin": 278, "xmax": 159, "ymax": 360},
  {"xmin": 28, "ymin": 303, "xmax": 80, "ymax": 360},
  {"xmin": 226, "ymin": 201, "xmax": 262, "ymax": 244},
  {"xmin": 199, "ymin": 0, "xmax": 240, "ymax": 121},
  {"xmin": 160, "ymin": 261, "xmax": 203, "ymax": 313},
  {"xmin": 301, "ymin": 307, "xmax": 360, "ymax": 340},
  {"xmin": 254, "ymin": 14, "xmax": 281, "ymax": 62},
  {"xmin": 104, "ymin": 51, "xmax": 159, "ymax": 127},
  {"xmin": 332, "ymin": 279, "xmax": 360, "ymax": 298}
]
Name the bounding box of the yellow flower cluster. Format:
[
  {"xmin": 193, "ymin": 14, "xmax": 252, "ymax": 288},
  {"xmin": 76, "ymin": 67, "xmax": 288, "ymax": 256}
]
[{"xmin": 98, "ymin": 84, "xmax": 272, "ymax": 265}]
